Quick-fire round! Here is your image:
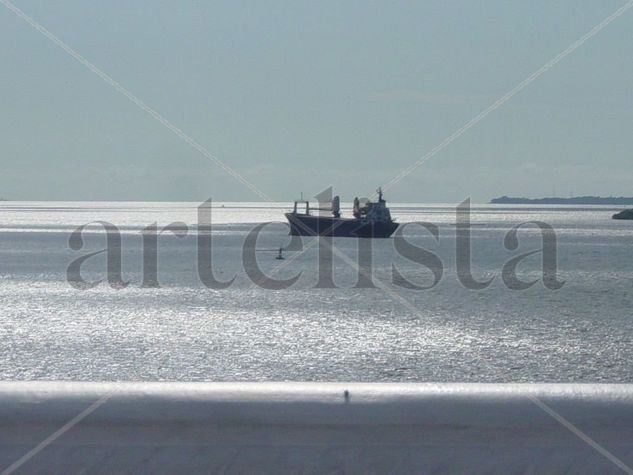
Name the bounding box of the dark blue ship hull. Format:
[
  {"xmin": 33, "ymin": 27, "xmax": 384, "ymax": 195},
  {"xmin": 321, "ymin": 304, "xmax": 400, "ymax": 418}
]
[{"xmin": 285, "ymin": 213, "xmax": 398, "ymax": 238}]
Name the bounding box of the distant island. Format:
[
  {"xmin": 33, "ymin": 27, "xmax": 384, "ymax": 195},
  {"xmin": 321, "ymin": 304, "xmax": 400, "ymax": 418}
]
[{"xmin": 491, "ymin": 196, "xmax": 633, "ymax": 205}]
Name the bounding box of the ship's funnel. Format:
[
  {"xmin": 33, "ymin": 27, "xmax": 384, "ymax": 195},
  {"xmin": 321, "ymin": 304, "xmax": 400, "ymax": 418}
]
[{"xmin": 331, "ymin": 195, "xmax": 340, "ymax": 218}]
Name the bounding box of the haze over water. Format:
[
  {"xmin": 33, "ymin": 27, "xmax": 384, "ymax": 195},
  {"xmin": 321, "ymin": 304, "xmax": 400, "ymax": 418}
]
[{"xmin": 0, "ymin": 201, "xmax": 631, "ymax": 382}]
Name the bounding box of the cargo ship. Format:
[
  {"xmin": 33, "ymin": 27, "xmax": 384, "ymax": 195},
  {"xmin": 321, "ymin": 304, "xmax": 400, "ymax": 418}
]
[{"xmin": 285, "ymin": 188, "xmax": 398, "ymax": 238}]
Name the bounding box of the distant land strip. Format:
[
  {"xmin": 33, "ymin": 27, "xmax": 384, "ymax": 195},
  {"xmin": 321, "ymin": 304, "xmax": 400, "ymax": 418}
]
[{"xmin": 491, "ymin": 196, "xmax": 633, "ymax": 205}]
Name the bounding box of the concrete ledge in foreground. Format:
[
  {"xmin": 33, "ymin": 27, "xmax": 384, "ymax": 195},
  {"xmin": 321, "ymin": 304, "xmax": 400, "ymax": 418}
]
[{"xmin": 1, "ymin": 382, "xmax": 633, "ymax": 474}]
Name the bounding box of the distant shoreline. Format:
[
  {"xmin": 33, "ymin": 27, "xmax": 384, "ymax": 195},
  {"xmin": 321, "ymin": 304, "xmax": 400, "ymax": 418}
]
[{"xmin": 491, "ymin": 196, "xmax": 633, "ymax": 205}]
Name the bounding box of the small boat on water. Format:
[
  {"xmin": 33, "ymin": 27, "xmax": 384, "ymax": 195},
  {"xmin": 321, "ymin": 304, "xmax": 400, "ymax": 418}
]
[
  {"xmin": 613, "ymin": 209, "xmax": 633, "ymax": 220},
  {"xmin": 285, "ymin": 188, "xmax": 398, "ymax": 238}
]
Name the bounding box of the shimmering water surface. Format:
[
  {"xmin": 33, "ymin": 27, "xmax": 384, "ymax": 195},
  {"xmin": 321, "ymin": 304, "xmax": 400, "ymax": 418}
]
[{"xmin": 0, "ymin": 201, "xmax": 631, "ymax": 381}]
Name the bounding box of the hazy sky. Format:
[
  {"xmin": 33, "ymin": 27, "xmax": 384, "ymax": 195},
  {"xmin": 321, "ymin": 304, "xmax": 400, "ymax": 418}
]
[{"xmin": 1, "ymin": 1, "xmax": 631, "ymax": 202}]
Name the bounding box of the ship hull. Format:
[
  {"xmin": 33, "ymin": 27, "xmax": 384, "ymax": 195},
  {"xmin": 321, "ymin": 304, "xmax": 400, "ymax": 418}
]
[{"xmin": 285, "ymin": 213, "xmax": 398, "ymax": 238}]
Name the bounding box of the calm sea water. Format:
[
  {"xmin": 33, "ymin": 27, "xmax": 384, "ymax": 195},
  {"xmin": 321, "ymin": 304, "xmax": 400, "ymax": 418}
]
[{"xmin": 0, "ymin": 201, "xmax": 631, "ymax": 382}]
